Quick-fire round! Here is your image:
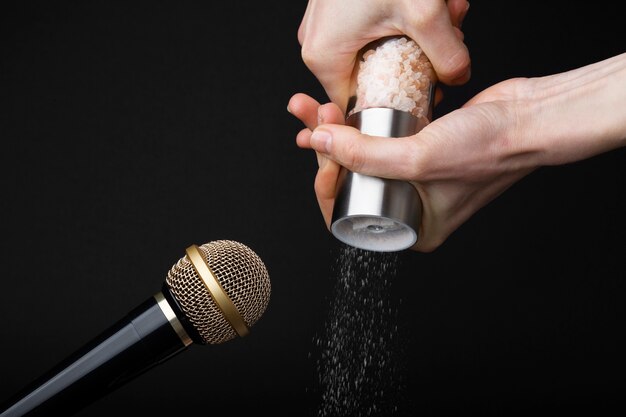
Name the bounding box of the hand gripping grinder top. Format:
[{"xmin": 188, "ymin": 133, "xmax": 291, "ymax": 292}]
[{"xmin": 330, "ymin": 36, "xmax": 436, "ymax": 252}]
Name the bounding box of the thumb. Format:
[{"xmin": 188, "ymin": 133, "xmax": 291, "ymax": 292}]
[{"xmin": 309, "ymin": 124, "xmax": 422, "ymax": 180}]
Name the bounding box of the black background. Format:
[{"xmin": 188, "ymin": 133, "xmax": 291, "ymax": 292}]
[{"xmin": 1, "ymin": 1, "xmax": 625, "ymax": 416}]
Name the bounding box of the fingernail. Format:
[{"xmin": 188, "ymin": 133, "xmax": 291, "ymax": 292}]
[
  {"xmin": 317, "ymin": 107, "xmax": 324, "ymax": 125},
  {"xmin": 310, "ymin": 129, "xmax": 332, "ymax": 153},
  {"xmin": 286, "ymin": 104, "xmax": 292, "ymax": 114}
]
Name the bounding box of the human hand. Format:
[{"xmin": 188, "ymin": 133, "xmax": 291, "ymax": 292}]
[
  {"xmin": 289, "ymin": 53, "xmax": 626, "ymax": 252},
  {"xmin": 298, "ymin": 0, "xmax": 471, "ymax": 110}
]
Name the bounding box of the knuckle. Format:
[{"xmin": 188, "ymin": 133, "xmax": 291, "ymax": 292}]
[
  {"xmin": 444, "ymin": 48, "xmax": 471, "ymax": 78},
  {"xmin": 343, "ymin": 138, "xmax": 366, "ymax": 172},
  {"xmin": 404, "ymin": 5, "xmax": 439, "ymax": 28},
  {"xmin": 300, "ymin": 41, "xmax": 324, "ymax": 71}
]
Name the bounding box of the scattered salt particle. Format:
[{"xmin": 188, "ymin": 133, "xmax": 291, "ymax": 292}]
[{"xmin": 312, "ymin": 244, "xmax": 407, "ymax": 416}]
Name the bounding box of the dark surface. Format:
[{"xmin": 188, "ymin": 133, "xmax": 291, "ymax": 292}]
[{"xmin": 1, "ymin": 1, "xmax": 624, "ymax": 416}]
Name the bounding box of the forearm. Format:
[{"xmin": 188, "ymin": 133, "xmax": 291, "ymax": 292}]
[{"xmin": 521, "ymin": 52, "xmax": 626, "ymax": 166}]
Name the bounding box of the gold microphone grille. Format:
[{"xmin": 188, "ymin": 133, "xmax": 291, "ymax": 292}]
[{"xmin": 165, "ymin": 240, "xmax": 271, "ymax": 344}]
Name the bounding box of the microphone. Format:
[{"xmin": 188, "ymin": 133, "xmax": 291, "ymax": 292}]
[{"xmin": 0, "ymin": 240, "xmax": 271, "ymax": 417}]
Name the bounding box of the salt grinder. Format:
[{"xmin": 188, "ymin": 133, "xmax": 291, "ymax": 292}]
[{"xmin": 330, "ymin": 37, "xmax": 436, "ymax": 252}]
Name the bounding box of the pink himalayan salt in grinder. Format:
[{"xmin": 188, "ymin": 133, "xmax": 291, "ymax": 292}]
[{"xmin": 331, "ymin": 36, "xmax": 436, "ymax": 252}]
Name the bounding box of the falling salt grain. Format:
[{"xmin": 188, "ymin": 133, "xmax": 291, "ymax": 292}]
[{"xmin": 313, "ymin": 244, "xmax": 406, "ymax": 417}]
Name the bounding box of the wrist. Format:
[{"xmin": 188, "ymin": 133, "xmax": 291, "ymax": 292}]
[{"xmin": 523, "ymin": 53, "xmax": 626, "ymax": 166}]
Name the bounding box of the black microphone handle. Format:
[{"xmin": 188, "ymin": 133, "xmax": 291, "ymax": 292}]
[{"xmin": 0, "ymin": 286, "xmax": 197, "ymax": 417}]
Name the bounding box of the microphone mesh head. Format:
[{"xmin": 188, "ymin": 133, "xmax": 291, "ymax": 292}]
[{"xmin": 165, "ymin": 240, "xmax": 271, "ymax": 344}]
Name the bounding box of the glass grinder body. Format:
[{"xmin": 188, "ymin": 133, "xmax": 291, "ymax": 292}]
[{"xmin": 330, "ymin": 36, "xmax": 437, "ymax": 252}]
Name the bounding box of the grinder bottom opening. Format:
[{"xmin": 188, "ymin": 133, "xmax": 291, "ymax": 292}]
[{"xmin": 331, "ymin": 215, "xmax": 417, "ymax": 252}]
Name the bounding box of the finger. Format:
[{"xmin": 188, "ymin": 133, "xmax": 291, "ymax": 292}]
[
  {"xmin": 302, "ymin": 52, "xmax": 356, "ymax": 111},
  {"xmin": 293, "ymin": 99, "xmax": 345, "ymax": 149},
  {"xmin": 453, "ymin": 26, "xmax": 465, "ymax": 42},
  {"xmin": 296, "ymin": 127, "xmax": 313, "ymax": 149},
  {"xmin": 434, "ymin": 85, "xmax": 444, "ymax": 106},
  {"xmin": 296, "ymin": 130, "xmax": 330, "ymax": 171},
  {"xmin": 448, "ymin": 0, "xmax": 469, "ymax": 43},
  {"xmin": 398, "ymin": 3, "xmax": 471, "ymax": 85},
  {"xmin": 288, "ymin": 93, "xmax": 321, "ymax": 130},
  {"xmin": 317, "ymin": 101, "xmax": 345, "ymax": 124},
  {"xmin": 309, "ymin": 124, "xmax": 424, "ymax": 180},
  {"xmin": 300, "ymin": 35, "xmax": 376, "ymax": 109},
  {"xmin": 314, "ymin": 157, "xmax": 341, "ymax": 229},
  {"xmin": 297, "ymin": 1, "xmax": 312, "ymax": 46},
  {"xmin": 447, "ymin": 0, "xmax": 470, "ymax": 28}
]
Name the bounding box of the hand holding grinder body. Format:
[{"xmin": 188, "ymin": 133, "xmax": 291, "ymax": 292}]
[{"xmin": 289, "ymin": 0, "xmax": 626, "ymax": 252}]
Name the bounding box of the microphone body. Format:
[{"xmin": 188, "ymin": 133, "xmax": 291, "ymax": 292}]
[
  {"xmin": 0, "ymin": 286, "xmax": 193, "ymax": 417},
  {"xmin": 0, "ymin": 240, "xmax": 272, "ymax": 417}
]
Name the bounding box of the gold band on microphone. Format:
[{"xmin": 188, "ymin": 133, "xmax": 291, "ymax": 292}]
[
  {"xmin": 154, "ymin": 291, "xmax": 193, "ymax": 346},
  {"xmin": 185, "ymin": 244, "xmax": 250, "ymax": 337}
]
